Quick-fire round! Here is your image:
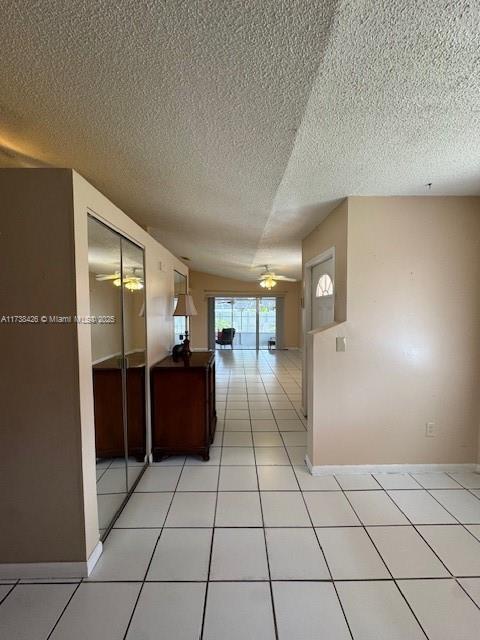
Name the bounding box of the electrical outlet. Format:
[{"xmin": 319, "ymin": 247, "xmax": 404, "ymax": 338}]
[
  {"xmin": 425, "ymin": 422, "xmax": 436, "ymax": 437},
  {"xmin": 336, "ymin": 337, "xmax": 346, "ymax": 352}
]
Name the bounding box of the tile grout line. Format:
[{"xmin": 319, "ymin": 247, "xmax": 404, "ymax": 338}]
[
  {"xmin": 199, "ymin": 378, "xmax": 225, "ymax": 640},
  {"xmin": 342, "ymin": 477, "xmax": 474, "ymax": 588},
  {"xmin": 55, "ymin": 576, "xmax": 480, "ymax": 584},
  {"xmin": 338, "ymin": 484, "xmax": 431, "ymax": 639},
  {"xmin": 421, "ymin": 483, "xmax": 480, "ymax": 538},
  {"xmin": 278, "ymin": 425, "xmax": 354, "ymax": 640},
  {"xmin": 120, "ymin": 452, "xmax": 188, "ymax": 640},
  {"xmin": 251, "ymin": 373, "xmax": 280, "ymax": 640},
  {"xmin": 83, "ymin": 523, "xmax": 480, "ymax": 530},
  {"xmin": 45, "ymin": 582, "xmax": 82, "ymax": 640},
  {"xmin": 402, "ymin": 488, "xmax": 480, "ymax": 583},
  {"xmin": 95, "ymin": 458, "xmax": 112, "ymax": 484},
  {"xmin": 416, "ymin": 478, "xmax": 480, "ymax": 612}
]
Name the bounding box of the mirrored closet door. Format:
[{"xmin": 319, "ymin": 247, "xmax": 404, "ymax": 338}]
[
  {"xmin": 120, "ymin": 237, "xmax": 147, "ymax": 492},
  {"xmin": 87, "ymin": 216, "xmax": 147, "ymax": 538}
]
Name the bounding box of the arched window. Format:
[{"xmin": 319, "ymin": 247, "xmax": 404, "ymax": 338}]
[{"xmin": 316, "ymin": 274, "xmax": 334, "ymax": 297}]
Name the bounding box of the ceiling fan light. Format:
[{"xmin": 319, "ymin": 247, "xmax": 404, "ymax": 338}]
[
  {"xmin": 260, "ymin": 275, "xmax": 276, "ymax": 290},
  {"xmin": 125, "ymin": 279, "xmax": 144, "ymax": 291}
]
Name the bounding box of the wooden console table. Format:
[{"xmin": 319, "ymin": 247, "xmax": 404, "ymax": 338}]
[{"xmin": 151, "ymin": 351, "xmax": 216, "ymax": 461}]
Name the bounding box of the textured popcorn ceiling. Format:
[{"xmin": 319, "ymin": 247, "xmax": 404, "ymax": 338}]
[{"xmin": 0, "ymin": 1, "xmax": 479, "ymax": 280}]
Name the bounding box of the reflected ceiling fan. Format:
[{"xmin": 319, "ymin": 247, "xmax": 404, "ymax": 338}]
[
  {"xmin": 256, "ymin": 265, "xmax": 296, "ymax": 290},
  {"xmin": 96, "ymin": 268, "xmax": 144, "ymax": 291}
]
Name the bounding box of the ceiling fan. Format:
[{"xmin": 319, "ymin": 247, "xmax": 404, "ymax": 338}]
[
  {"xmin": 256, "ymin": 265, "xmax": 296, "ymax": 290},
  {"xmin": 96, "ymin": 268, "xmax": 144, "ymax": 291}
]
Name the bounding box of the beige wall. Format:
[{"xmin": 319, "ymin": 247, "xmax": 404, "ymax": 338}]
[
  {"xmin": 189, "ymin": 270, "xmax": 301, "ymax": 349},
  {"xmin": 0, "ymin": 169, "xmax": 187, "ymax": 570},
  {"xmin": 303, "ymin": 199, "xmax": 348, "ymax": 323},
  {"xmin": 0, "ymin": 169, "xmax": 87, "ymax": 563},
  {"xmin": 305, "ymin": 196, "xmax": 480, "ymax": 467}
]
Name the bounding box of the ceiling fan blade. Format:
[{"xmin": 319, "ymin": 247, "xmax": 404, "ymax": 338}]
[
  {"xmin": 96, "ymin": 274, "xmax": 120, "ymax": 281},
  {"xmin": 272, "ymin": 275, "xmax": 297, "ymax": 282}
]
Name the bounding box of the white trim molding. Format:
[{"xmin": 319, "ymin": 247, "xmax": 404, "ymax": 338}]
[
  {"xmin": 305, "ymin": 455, "xmax": 477, "ymax": 476},
  {"xmin": 0, "ymin": 541, "xmax": 103, "ymax": 580},
  {"xmin": 193, "ymin": 346, "xmax": 300, "ymax": 352},
  {"xmin": 86, "ymin": 540, "xmax": 103, "ymax": 575}
]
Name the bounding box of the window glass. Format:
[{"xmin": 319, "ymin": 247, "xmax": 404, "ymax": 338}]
[{"xmin": 316, "ymin": 274, "xmax": 334, "ymax": 297}]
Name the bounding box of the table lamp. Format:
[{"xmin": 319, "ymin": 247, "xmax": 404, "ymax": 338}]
[{"xmin": 173, "ymin": 293, "xmax": 198, "ymax": 361}]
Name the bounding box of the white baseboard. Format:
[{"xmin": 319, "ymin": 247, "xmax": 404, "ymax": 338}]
[
  {"xmin": 305, "ymin": 455, "xmax": 477, "ymax": 476},
  {"xmin": 0, "ymin": 541, "xmax": 103, "ymax": 580},
  {"xmin": 86, "ymin": 541, "xmax": 103, "ymax": 575},
  {"xmin": 193, "ymin": 346, "xmax": 301, "ymax": 352}
]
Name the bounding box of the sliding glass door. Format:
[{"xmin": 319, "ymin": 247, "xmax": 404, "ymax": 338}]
[
  {"xmin": 213, "ymin": 296, "xmax": 277, "ymax": 350},
  {"xmin": 258, "ymin": 297, "xmax": 277, "ymax": 349}
]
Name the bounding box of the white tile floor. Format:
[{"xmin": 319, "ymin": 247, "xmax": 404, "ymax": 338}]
[
  {"xmin": 96, "ymin": 458, "xmax": 145, "ymax": 535},
  {"xmin": 2, "ymin": 348, "xmax": 480, "ymax": 639}
]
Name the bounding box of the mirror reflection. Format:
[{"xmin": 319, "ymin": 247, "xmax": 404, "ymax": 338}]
[
  {"xmin": 121, "ymin": 237, "xmax": 147, "ymax": 491},
  {"xmin": 87, "ymin": 216, "xmax": 147, "ymax": 537}
]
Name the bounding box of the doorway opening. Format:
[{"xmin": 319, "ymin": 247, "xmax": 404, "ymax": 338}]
[{"xmin": 211, "ymin": 296, "xmax": 277, "ymax": 350}]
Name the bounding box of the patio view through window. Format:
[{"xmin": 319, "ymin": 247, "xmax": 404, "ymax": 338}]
[{"xmin": 214, "ymin": 297, "xmax": 276, "ymax": 349}]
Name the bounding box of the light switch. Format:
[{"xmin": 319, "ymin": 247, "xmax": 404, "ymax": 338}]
[
  {"xmin": 336, "ymin": 336, "xmax": 346, "ymax": 352},
  {"xmin": 425, "ymin": 422, "xmax": 436, "ymax": 437}
]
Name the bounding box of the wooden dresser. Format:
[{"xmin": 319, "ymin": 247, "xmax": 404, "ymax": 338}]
[{"xmin": 151, "ymin": 351, "xmax": 216, "ymax": 461}]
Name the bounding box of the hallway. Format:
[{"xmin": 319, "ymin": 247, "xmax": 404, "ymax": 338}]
[{"xmin": 1, "ymin": 349, "xmax": 480, "ymax": 639}]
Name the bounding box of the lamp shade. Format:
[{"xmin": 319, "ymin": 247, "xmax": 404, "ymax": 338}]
[{"xmin": 173, "ymin": 293, "xmax": 198, "ymax": 316}]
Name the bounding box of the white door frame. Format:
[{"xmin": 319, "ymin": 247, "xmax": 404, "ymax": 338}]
[{"xmin": 302, "ymin": 246, "xmax": 335, "ymax": 415}]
